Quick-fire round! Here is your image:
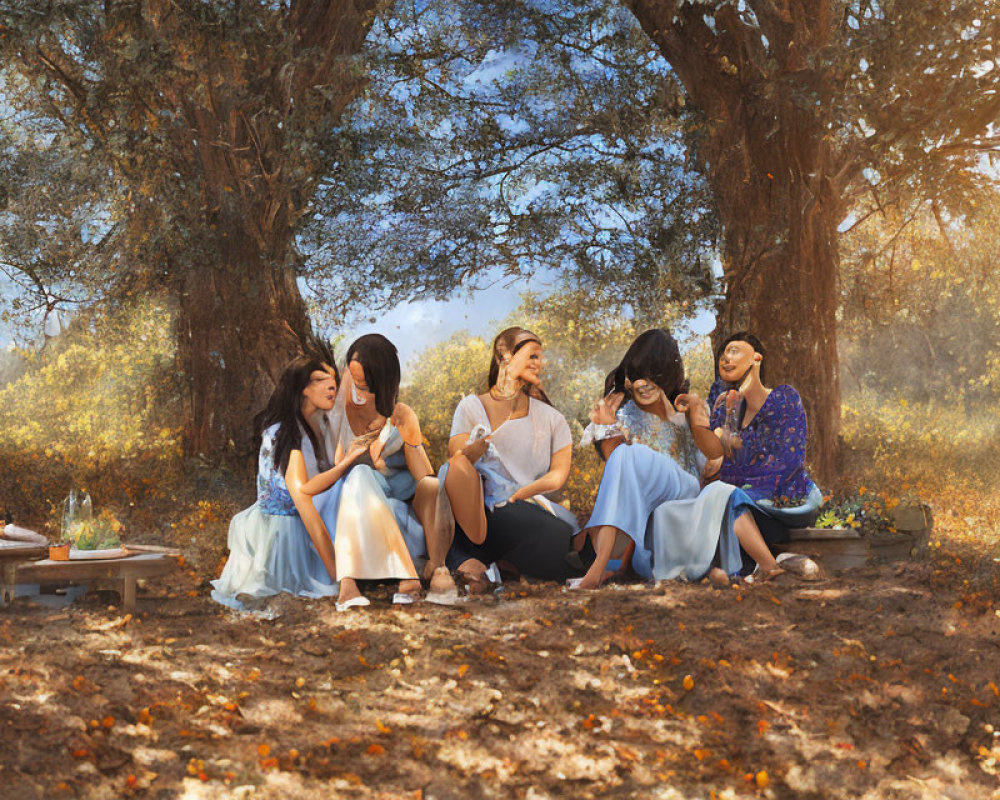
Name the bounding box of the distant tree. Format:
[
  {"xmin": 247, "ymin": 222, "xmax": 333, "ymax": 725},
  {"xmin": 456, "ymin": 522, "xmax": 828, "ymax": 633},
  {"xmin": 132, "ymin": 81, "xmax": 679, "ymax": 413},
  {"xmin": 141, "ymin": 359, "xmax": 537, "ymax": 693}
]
[
  {"xmin": 1, "ymin": 0, "xmax": 377, "ymax": 464},
  {"xmin": 618, "ymin": 0, "xmax": 1000, "ymax": 480},
  {"xmin": 839, "ymin": 196, "xmax": 1000, "ymax": 404}
]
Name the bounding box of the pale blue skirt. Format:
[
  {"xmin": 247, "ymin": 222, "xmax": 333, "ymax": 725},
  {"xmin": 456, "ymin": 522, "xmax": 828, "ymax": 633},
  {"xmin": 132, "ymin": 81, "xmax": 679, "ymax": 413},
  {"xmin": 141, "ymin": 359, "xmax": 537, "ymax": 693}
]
[
  {"xmin": 210, "ymin": 499, "xmax": 339, "ymax": 611},
  {"xmin": 585, "ymin": 443, "xmax": 749, "ymax": 581}
]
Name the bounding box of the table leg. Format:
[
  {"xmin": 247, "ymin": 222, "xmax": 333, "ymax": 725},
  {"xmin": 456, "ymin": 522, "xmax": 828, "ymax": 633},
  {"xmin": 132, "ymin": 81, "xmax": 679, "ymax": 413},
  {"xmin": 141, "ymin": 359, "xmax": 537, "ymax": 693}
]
[
  {"xmin": 1, "ymin": 562, "xmax": 16, "ymax": 606},
  {"xmin": 121, "ymin": 576, "xmax": 136, "ymax": 612}
]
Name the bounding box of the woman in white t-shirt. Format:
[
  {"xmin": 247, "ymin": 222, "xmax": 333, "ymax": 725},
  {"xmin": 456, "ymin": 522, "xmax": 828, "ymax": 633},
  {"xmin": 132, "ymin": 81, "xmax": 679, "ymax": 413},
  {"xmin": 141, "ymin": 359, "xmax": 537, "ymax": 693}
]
[{"xmin": 442, "ymin": 327, "xmax": 578, "ymax": 588}]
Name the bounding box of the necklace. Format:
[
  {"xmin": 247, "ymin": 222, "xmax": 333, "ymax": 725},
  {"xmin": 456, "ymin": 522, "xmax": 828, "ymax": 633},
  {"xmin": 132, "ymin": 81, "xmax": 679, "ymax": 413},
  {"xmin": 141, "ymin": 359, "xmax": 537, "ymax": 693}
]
[{"xmin": 489, "ymin": 381, "xmax": 521, "ymax": 401}]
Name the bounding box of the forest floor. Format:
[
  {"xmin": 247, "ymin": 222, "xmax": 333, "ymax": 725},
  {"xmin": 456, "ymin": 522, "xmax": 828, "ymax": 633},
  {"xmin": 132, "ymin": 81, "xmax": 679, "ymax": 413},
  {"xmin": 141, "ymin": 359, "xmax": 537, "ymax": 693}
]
[{"xmin": 2, "ymin": 528, "xmax": 999, "ymax": 800}]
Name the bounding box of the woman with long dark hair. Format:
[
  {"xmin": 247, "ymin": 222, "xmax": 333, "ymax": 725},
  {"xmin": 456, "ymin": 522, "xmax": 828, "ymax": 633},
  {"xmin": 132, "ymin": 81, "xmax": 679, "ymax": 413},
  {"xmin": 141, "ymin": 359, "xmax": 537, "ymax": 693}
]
[
  {"xmin": 573, "ymin": 329, "xmax": 783, "ymax": 589},
  {"xmin": 319, "ymin": 333, "xmax": 456, "ymax": 609},
  {"xmin": 441, "ymin": 326, "xmax": 578, "ymax": 589},
  {"xmin": 707, "ymin": 331, "xmax": 823, "ymax": 573},
  {"xmin": 212, "ymin": 349, "xmax": 368, "ymax": 612}
]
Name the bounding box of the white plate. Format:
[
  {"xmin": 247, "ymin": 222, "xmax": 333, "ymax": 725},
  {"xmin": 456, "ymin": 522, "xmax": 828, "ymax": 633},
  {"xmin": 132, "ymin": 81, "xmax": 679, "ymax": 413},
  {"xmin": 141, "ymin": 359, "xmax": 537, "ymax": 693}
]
[{"xmin": 69, "ymin": 546, "xmax": 129, "ymax": 560}]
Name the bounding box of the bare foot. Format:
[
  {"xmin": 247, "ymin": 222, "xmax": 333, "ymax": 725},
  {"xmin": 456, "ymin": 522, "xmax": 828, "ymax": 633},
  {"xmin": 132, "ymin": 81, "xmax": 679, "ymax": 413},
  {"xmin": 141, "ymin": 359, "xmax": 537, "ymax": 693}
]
[
  {"xmin": 571, "ymin": 569, "xmax": 615, "ymax": 590},
  {"xmin": 398, "ymin": 579, "xmax": 421, "ymax": 597},
  {"xmin": 708, "ymin": 567, "xmax": 731, "ymax": 589},
  {"xmin": 337, "ymin": 577, "xmax": 363, "ymax": 604},
  {"xmin": 457, "ymin": 570, "xmax": 491, "ymax": 595},
  {"xmin": 428, "ymin": 567, "xmax": 457, "ymax": 595}
]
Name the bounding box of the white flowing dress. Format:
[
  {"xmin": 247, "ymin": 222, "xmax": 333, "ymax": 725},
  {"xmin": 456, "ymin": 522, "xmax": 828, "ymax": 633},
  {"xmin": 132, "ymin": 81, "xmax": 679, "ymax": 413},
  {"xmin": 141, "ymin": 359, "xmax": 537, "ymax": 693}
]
[{"xmin": 316, "ymin": 382, "xmax": 421, "ymax": 581}]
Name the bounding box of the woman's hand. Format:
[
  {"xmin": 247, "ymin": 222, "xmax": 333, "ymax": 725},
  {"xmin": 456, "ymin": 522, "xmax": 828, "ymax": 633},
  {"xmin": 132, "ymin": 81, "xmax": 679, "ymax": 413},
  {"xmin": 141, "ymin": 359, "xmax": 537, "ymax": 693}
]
[
  {"xmin": 590, "ymin": 392, "xmax": 624, "ymax": 426},
  {"xmin": 390, "ymin": 402, "xmax": 422, "ymax": 443},
  {"xmin": 460, "ymin": 435, "xmax": 490, "ymax": 464},
  {"xmin": 675, "ymin": 391, "xmax": 709, "ymax": 426},
  {"xmin": 339, "ymin": 440, "xmax": 369, "ymax": 467}
]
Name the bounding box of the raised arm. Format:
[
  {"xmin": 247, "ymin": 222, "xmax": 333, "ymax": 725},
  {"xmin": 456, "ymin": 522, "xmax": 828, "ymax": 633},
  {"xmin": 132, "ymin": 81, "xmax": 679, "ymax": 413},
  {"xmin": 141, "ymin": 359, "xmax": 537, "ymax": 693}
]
[
  {"xmin": 674, "ymin": 392, "xmax": 723, "ymax": 460},
  {"xmin": 391, "ymin": 402, "xmax": 434, "ymax": 482}
]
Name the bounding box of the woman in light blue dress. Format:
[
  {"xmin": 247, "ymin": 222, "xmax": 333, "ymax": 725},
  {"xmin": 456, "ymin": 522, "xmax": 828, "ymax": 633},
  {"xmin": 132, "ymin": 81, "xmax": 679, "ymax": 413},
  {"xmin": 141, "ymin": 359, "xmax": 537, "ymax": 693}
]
[
  {"xmin": 212, "ymin": 351, "xmax": 368, "ymax": 612},
  {"xmin": 573, "ymin": 330, "xmax": 784, "ymax": 589}
]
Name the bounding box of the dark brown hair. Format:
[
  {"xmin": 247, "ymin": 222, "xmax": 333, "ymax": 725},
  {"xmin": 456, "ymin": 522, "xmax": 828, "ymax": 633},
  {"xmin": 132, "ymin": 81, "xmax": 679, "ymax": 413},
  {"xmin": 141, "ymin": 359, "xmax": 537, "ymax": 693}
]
[{"xmin": 605, "ymin": 329, "xmax": 688, "ymax": 404}]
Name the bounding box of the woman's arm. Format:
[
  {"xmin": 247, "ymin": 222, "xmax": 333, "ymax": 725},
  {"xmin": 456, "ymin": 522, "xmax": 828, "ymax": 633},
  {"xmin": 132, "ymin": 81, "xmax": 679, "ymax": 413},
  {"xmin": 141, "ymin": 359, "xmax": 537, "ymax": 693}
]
[
  {"xmin": 674, "ymin": 392, "xmax": 723, "ymax": 460},
  {"xmin": 391, "ymin": 402, "xmax": 434, "ymax": 481},
  {"xmin": 295, "ymin": 441, "xmax": 367, "ymax": 497},
  {"xmin": 284, "ymin": 450, "xmax": 338, "ymax": 579},
  {"xmin": 509, "ymin": 444, "xmax": 572, "ymax": 502}
]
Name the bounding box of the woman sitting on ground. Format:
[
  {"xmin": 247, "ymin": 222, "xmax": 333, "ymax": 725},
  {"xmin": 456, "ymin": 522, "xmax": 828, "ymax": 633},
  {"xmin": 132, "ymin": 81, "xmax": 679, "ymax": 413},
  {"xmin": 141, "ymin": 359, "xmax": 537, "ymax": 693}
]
[
  {"xmin": 573, "ymin": 329, "xmax": 785, "ymax": 590},
  {"xmin": 212, "ymin": 349, "xmax": 368, "ymax": 612},
  {"xmin": 442, "ymin": 326, "xmax": 578, "ymax": 589},
  {"xmin": 707, "ymin": 331, "xmax": 823, "ymax": 573},
  {"xmin": 322, "ymin": 333, "xmax": 455, "ymax": 609}
]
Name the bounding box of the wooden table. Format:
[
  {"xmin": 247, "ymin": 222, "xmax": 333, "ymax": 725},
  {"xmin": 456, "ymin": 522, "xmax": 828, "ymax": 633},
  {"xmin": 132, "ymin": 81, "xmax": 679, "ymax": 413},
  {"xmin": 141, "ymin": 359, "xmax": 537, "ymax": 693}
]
[
  {"xmin": 0, "ymin": 542, "xmax": 48, "ymax": 606},
  {"xmin": 16, "ymin": 552, "xmax": 178, "ymax": 612}
]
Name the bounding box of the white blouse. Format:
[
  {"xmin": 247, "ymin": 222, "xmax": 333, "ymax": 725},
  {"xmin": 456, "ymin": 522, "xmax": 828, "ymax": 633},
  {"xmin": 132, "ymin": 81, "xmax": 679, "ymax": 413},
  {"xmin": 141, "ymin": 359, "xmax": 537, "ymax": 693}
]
[{"xmin": 449, "ymin": 395, "xmax": 573, "ymax": 487}]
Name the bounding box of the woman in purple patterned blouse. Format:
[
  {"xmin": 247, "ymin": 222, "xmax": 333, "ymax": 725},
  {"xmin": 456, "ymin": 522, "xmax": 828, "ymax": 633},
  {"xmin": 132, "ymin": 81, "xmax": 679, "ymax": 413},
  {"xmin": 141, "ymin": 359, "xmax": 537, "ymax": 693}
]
[{"xmin": 707, "ymin": 332, "xmax": 823, "ymax": 570}]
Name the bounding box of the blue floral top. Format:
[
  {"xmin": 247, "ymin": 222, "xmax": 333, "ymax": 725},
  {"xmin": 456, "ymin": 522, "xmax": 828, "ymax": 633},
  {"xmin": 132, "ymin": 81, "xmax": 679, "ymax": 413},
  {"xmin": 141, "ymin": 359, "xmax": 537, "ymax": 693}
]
[
  {"xmin": 708, "ymin": 382, "xmax": 815, "ymax": 504},
  {"xmin": 256, "ymin": 423, "xmax": 331, "ymax": 516},
  {"xmin": 583, "ymin": 399, "xmax": 704, "ymax": 480}
]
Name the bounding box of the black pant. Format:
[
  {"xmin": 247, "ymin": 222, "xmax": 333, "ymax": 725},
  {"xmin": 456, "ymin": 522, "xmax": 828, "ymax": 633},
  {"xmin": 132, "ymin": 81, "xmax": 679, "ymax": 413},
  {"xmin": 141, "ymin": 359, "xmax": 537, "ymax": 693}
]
[
  {"xmin": 446, "ymin": 500, "xmax": 576, "ymax": 581},
  {"xmin": 738, "ymin": 505, "xmax": 809, "ymax": 575}
]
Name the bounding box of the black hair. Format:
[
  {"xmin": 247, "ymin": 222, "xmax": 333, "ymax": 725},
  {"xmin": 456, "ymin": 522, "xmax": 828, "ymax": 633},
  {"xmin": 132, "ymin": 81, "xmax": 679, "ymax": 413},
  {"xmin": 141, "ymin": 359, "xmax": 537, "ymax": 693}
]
[
  {"xmin": 716, "ymin": 330, "xmax": 767, "ymax": 384},
  {"xmin": 346, "ymin": 333, "xmax": 400, "ymax": 418},
  {"xmin": 254, "ymin": 340, "xmax": 338, "ymax": 474},
  {"xmin": 605, "ymin": 328, "xmax": 688, "ymax": 404},
  {"xmin": 488, "ymin": 326, "xmax": 554, "ymax": 406}
]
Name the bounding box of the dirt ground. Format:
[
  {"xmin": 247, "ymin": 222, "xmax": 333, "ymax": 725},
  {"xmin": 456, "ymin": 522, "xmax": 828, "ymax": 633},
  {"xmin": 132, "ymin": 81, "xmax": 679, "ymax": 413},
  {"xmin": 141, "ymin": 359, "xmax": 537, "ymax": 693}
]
[{"xmin": 1, "ymin": 549, "xmax": 999, "ymax": 800}]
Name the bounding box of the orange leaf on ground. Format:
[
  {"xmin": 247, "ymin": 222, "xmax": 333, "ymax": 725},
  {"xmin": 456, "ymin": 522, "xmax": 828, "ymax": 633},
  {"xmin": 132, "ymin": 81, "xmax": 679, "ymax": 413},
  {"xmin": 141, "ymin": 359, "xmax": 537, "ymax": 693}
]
[
  {"xmin": 755, "ymin": 770, "xmax": 769, "ymax": 789},
  {"xmin": 683, "ymin": 675, "xmax": 695, "ymax": 691},
  {"xmin": 457, "ymin": 664, "xmax": 470, "ymax": 678},
  {"xmin": 257, "ymin": 743, "xmax": 270, "ymax": 757},
  {"xmin": 367, "ymin": 743, "xmax": 386, "ymax": 756}
]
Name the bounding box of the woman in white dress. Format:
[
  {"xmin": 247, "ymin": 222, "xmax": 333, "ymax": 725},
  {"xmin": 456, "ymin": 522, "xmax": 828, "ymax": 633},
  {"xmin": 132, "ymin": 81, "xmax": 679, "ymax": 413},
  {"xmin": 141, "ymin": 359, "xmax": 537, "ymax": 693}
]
[
  {"xmin": 321, "ymin": 334, "xmax": 456, "ymax": 609},
  {"xmin": 442, "ymin": 327, "xmax": 578, "ymax": 588},
  {"xmin": 574, "ymin": 329, "xmax": 784, "ymax": 590},
  {"xmin": 211, "ymin": 352, "xmax": 369, "ymax": 611}
]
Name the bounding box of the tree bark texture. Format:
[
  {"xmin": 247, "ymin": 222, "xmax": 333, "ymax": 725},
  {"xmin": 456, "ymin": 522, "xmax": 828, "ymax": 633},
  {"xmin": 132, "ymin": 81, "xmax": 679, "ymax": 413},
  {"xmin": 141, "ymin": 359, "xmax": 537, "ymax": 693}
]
[
  {"xmin": 27, "ymin": 0, "xmax": 378, "ymax": 464},
  {"xmin": 624, "ymin": 0, "xmax": 844, "ymax": 483}
]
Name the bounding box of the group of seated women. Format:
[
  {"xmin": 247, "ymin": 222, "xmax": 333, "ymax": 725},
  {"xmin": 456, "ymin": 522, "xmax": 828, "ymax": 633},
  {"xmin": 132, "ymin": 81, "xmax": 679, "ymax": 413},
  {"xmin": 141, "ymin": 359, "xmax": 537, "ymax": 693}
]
[{"xmin": 211, "ymin": 325, "xmax": 822, "ymax": 612}]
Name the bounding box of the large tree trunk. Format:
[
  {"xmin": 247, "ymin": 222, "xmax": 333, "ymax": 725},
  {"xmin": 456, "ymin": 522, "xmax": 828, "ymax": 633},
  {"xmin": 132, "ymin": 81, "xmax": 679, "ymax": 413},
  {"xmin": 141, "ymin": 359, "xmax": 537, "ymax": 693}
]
[
  {"xmin": 19, "ymin": 0, "xmax": 376, "ymax": 466},
  {"xmin": 624, "ymin": 0, "xmax": 844, "ymax": 484},
  {"xmin": 175, "ymin": 251, "xmax": 311, "ymax": 463}
]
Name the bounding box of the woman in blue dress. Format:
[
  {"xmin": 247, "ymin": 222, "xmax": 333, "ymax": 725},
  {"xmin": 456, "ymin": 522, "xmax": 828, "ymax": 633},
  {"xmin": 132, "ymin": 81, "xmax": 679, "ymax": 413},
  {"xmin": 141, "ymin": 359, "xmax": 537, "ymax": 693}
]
[
  {"xmin": 211, "ymin": 351, "xmax": 370, "ymax": 612},
  {"xmin": 707, "ymin": 331, "xmax": 823, "ymax": 572},
  {"xmin": 573, "ymin": 329, "xmax": 784, "ymax": 590},
  {"xmin": 321, "ymin": 334, "xmax": 456, "ymax": 609}
]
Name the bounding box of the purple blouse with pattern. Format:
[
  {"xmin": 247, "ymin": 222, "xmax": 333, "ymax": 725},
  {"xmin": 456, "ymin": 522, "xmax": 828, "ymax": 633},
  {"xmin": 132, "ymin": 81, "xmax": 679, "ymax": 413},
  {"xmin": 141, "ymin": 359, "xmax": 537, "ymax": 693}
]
[{"xmin": 708, "ymin": 383, "xmax": 815, "ymax": 504}]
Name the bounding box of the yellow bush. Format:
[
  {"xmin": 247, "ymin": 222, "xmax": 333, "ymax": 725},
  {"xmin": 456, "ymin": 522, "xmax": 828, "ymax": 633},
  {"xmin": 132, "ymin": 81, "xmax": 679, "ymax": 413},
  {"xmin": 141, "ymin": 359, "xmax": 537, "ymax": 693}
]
[{"xmin": 0, "ymin": 297, "xmax": 185, "ymax": 532}]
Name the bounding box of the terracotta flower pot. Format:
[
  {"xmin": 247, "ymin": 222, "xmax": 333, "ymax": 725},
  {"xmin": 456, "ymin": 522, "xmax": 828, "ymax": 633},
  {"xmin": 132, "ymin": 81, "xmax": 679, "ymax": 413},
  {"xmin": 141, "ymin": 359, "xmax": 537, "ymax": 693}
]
[{"xmin": 49, "ymin": 543, "xmax": 70, "ymax": 561}]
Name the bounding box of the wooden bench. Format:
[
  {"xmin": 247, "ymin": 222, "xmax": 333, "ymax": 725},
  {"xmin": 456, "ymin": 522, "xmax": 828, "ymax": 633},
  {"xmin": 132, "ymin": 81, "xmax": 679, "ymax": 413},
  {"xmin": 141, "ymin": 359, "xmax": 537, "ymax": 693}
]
[{"xmin": 15, "ymin": 552, "xmax": 178, "ymax": 612}]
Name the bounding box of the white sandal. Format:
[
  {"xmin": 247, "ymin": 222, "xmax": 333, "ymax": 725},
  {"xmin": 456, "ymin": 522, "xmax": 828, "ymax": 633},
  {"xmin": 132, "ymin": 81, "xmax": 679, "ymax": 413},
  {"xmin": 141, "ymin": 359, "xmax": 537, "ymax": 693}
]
[{"xmin": 335, "ymin": 596, "xmax": 370, "ymax": 612}]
